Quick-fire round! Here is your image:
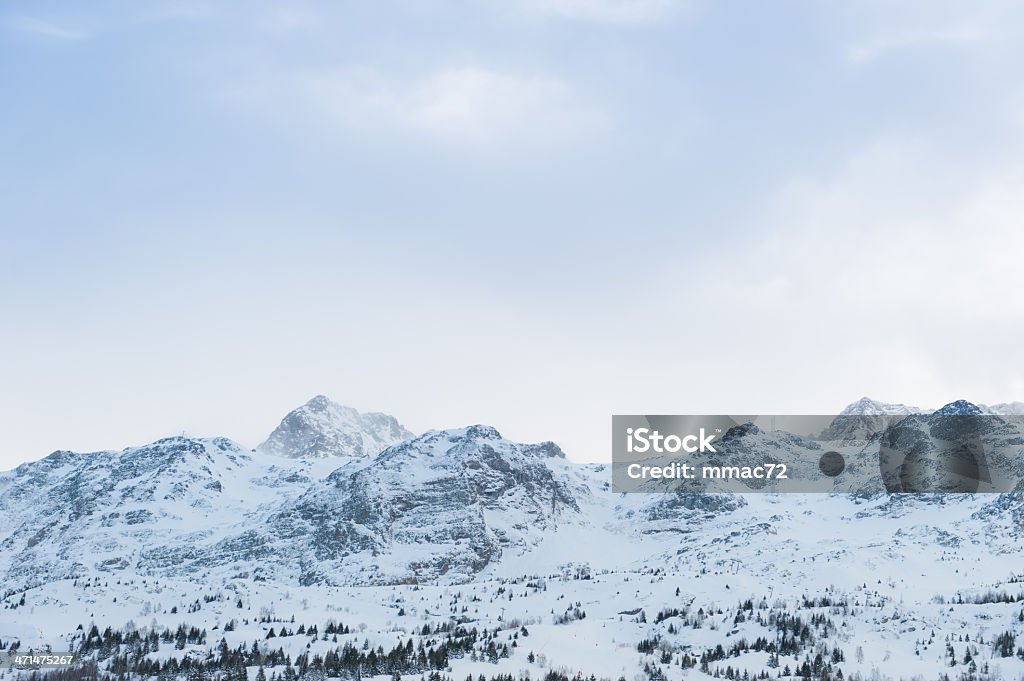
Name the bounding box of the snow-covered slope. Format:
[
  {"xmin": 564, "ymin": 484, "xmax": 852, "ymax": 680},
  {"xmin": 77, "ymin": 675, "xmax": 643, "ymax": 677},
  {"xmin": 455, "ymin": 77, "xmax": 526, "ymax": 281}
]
[{"xmin": 0, "ymin": 435, "xmax": 350, "ymax": 592}]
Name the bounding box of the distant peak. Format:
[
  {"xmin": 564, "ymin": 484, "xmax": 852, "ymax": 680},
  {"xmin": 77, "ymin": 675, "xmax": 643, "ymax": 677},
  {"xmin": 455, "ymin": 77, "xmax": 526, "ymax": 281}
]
[
  {"xmin": 933, "ymin": 399, "xmax": 984, "ymax": 416},
  {"xmin": 839, "ymin": 397, "xmax": 921, "ymax": 416},
  {"xmin": 258, "ymin": 397, "xmax": 413, "ymax": 458},
  {"xmin": 980, "ymin": 401, "xmax": 1024, "ymax": 415}
]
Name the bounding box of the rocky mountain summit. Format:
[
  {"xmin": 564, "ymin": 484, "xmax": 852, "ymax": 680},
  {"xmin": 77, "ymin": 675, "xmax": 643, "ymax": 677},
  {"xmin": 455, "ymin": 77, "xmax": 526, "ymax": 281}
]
[
  {"xmin": 839, "ymin": 396, "xmax": 922, "ymax": 416},
  {"xmin": 257, "ymin": 395, "xmax": 413, "ymax": 459}
]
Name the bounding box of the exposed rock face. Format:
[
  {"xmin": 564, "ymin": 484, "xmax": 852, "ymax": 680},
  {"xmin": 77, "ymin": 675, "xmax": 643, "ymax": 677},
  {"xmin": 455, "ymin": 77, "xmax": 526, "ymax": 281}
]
[{"xmin": 272, "ymin": 425, "xmax": 582, "ymax": 585}]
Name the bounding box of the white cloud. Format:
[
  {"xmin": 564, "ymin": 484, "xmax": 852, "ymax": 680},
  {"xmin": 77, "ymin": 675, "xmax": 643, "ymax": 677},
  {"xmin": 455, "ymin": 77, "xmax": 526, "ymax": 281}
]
[
  {"xmin": 293, "ymin": 65, "xmax": 610, "ymax": 152},
  {"xmin": 3, "ymin": 14, "xmax": 90, "ymax": 40},
  {"xmin": 252, "ymin": 6, "xmax": 322, "ymax": 35},
  {"xmin": 3, "ymin": 5, "xmax": 216, "ymax": 42},
  {"xmin": 515, "ymin": 0, "xmax": 681, "ymax": 24},
  {"xmin": 673, "ymin": 138, "xmax": 1024, "ymax": 408},
  {"xmin": 846, "ymin": 25, "xmax": 988, "ymax": 64},
  {"xmin": 765, "ymin": 143, "xmax": 1024, "ymax": 319}
]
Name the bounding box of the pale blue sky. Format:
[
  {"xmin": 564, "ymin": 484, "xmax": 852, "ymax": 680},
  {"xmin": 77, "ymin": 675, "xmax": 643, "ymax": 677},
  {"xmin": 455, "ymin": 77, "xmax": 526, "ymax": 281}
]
[{"xmin": 3, "ymin": 1, "xmax": 1024, "ymax": 467}]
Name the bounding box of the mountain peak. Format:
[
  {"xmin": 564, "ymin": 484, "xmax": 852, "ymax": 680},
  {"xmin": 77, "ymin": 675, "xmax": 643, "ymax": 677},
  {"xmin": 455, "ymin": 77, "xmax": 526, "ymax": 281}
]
[
  {"xmin": 839, "ymin": 397, "xmax": 921, "ymax": 416},
  {"xmin": 305, "ymin": 394, "xmax": 336, "ymax": 411},
  {"xmin": 258, "ymin": 396, "xmax": 413, "ymax": 458},
  {"xmin": 933, "ymin": 399, "xmax": 984, "ymax": 416},
  {"xmin": 464, "ymin": 424, "xmax": 502, "ymax": 440},
  {"xmin": 981, "ymin": 401, "xmax": 1024, "ymax": 415}
]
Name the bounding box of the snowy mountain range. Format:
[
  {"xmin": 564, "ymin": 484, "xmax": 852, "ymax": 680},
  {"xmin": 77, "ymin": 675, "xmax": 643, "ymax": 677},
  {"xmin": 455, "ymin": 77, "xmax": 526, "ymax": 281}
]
[
  {"xmin": 2, "ymin": 395, "xmax": 1022, "ymax": 591},
  {"xmin": 2, "ymin": 396, "xmax": 1024, "ymax": 680},
  {"xmin": 0, "ymin": 397, "xmax": 600, "ymax": 591},
  {"xmin": 844, "ymin": 396, "xmax": 1024, "ymax": 417}
]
